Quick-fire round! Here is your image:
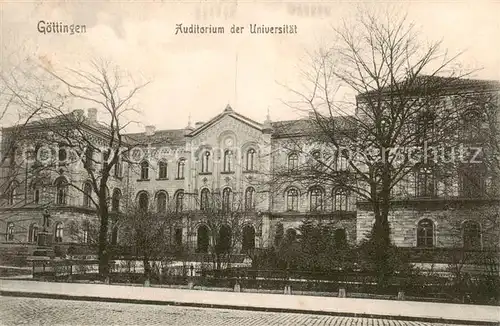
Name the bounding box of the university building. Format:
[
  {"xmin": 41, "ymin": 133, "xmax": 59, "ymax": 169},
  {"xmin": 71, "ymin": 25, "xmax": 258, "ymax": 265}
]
[{"xmin": 1, "ymin": 77, "xmax": 499, "ymax": 258}]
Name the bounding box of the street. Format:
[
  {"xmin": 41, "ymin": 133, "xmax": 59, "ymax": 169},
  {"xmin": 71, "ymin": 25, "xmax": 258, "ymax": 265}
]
[{"xmin": 0, "ymin": 297, "xmax": 477, "ymax": 326}]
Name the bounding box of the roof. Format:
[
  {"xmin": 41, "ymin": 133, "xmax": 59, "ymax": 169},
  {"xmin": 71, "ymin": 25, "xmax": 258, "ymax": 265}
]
[
  {"xmin": 125, "ymin": 129, "xmax": 186, "ymax": 147},
  {"xmin": 271, "ymin": 116, "xmax": 356, "ymax": 138},
  {"xmin": 3, "ymin": 110, "xmax": 111, "ymax": 140},
  {"xmin": 271, "ymin": 119, "xmax": 315, "ymax": 137},
  {"xmin": 357, "ymin": 75, "xmax": 500, "ymax": 99}
]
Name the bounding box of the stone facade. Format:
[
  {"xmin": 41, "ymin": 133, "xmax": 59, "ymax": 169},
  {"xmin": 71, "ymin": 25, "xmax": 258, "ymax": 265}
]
[{"xmin": 1, "ymin": 78, "xmax": 499, "ymax": 256}]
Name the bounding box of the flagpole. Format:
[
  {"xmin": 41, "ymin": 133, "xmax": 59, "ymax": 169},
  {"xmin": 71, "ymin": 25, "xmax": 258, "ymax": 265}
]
[{"xmin": 234, "ymin": 53, "xmax": 238, "ymax": 108}]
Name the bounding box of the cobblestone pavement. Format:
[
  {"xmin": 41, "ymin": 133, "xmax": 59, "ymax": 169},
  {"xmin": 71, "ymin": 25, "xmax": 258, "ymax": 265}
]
[{"xmin": 0, "ymin": 297, "xmax": 477, "ymax": 326}]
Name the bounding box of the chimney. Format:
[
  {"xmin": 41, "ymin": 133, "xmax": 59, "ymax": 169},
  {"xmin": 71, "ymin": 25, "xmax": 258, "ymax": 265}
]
[
  {"xmin": 73, "ymin": 109, "xmax": 84, "ymax": 119},
  {"xmin": 145, "ymin": 125, "xmax": 156, "ymax": 136},
  {"xmin": 195, "ymin": 121, "xmax": 204, "ymax": 128},
  {"xmin": 87, "ymin": 108, "xmax": 97, "ymax": 122}
]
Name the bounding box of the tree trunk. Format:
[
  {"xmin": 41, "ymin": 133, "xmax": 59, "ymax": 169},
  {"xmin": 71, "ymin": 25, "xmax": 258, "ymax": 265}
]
[
  {"xmin": 372, "ymin": 217, "xmax": 392, "ymax": 289},
  {"xmin": 98, "ymin": 199, "xmax": 110, "ymax": 278},
  {"xmin": 370, "ymin": 171, "xmax": 393, "ymax": 290},
  {"xmin": 143, "ymin": 256, "xmax": 151, "ymax": 280}
]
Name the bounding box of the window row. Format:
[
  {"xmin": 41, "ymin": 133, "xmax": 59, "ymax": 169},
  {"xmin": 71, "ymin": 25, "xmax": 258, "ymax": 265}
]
[
  {"xmin": 139, "ymin": 159, "xmax": 186, "ymax": 180},
  {"xmin": 196, "ymin": 224, "xmax": 256, "ymax": 254},
  {"xmin": 135, "ymin": 187, "xmax": 257, "ymax": 213},
  {"xmin": 413, "ymin": 164, "xmax": 487, "ymax": 198},
  {"xmin": 136, "ymin": 190, "xmax": 185, "ymax": 213},
  {"xmin": 416, "ymin": 219, "xmax": 482, "ymax": 249},
  {"xmin": 47, "ymin": 146, "xmax": 122, "ymax": 179},
  {"xmin": 200, "ymin": 148, "xmax": 258, "ymax": 173},
  {"xmin": 286, "ymin": 150, "xmax": 349, "ymax": 171},
  {"xmin": 5, "ymin": 222, "xmax": 64, "ymax": 243},
  {"xmin": 5, "ymin": 177, "xmax": 71, "ymax": 206},
  {"xmin": 285, "ymin": 187, "xmax": 352, "ymax": 212},
  {"xmin": 281, "ymin": 227, "xmax": 348, "ymax": 247},
  {"xmin": 199, "ymin": 187, "xmax": 256, "ymax": 211},
  {"xmin": 6, "ymin": 221, "xmax": 121, "ymax": 245}
]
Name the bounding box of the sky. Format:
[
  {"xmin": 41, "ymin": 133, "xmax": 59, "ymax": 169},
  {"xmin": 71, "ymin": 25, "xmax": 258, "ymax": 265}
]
[{"xmin": 1, "ymin": 0, "xmax": 499, "ymax": 133}]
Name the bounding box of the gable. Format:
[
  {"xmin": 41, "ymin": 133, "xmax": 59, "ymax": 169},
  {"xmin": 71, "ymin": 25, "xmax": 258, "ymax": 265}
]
[{"xmin": 188, "ymin": 114, "xmax": 263, "ymax": 147}]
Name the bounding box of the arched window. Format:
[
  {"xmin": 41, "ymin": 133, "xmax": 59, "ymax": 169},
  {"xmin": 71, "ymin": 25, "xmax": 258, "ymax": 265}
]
[
  {"xmin": 216, "ymin": 225, "xmax": 232, "ymax": 254},
  {"xmin": 285, "ymin": 228, "xmax": 297, "ymax": 242},
  {"xmin": 200, "ymin": 188, "xmax": 210, "ymax": 210},
  {"xmin": 286, "ymin": 188, "xmax": 299, "ymax": 211},
  {"xmin": 288, "ymin": 153, "xmax": 298, "ymax": 171},
  {"xmin": 201, "ymin": 151, "xmax": 210, "ymax": 173},
  {"xmin": 156, "ymin": 191, "xmax": 167, "ymax": 213},
  {"xmin": 463, "ymin": 221, "xmax": 481, "ymax": 250},
  {"xmin": 223, "ymin": 150, "xmax": 233, "ymax": 172},
  {"xmin": 137, "ymin": 192, "xmax": 149, "ymax": 211},
  {"xmin": 111, "ymin": 225, "xmax": 118, "ymax": 245},
  {"xmin": 175, "ymin": 228, "xmax": 182, "ymax": 246},
  {"xmin": 33, "ymin": 183, "xmax": 40, "ymax": 205},
  {"xmin": 417, "ymin": 219, "xmax": 434, "ymax": 248},
  {"xmin": 111, "ymin": 188, "xmax": 121, "ymax": 212},
  {"xmin": 84, "ymin": 147, "xmax": 93, "ymax": 169},
  {"xmin": 242, "ymin": 225, "xmax": 256, "ymax": 253},
  {"xmin": 459, "ymin": 163, "xmax": 487, "ymax": 198},
  {"xmin": 177, "ymin": 159, "xmax": 186, "ymax": 179},
  {"xmin": 415, "ymin": 165, "xmax": 436, "ymax": 198},
  {"xmin": 83, "ymin": 182, "xmax": 92, "ymax": 207},
  {"xmin": 246, "ymin": 148, "xmax": 256, "ymax": 171},
  {"xmin": 222, "ymin": 187, "xmax": 232, "ymax": 212},
  {"xmin": 140, "ymin": 161, "xmax": 149, "ymax": 180},
  {"xmin": 334, "ymin": 228, "xmax": 347, "ymax": 247},
  {"xmin": 28, "ymin": 223, "xmax": 39, "ymax": 243},
  {"xmin": 58, "ymin": 147, "xmax": 67, "ymax": 162},
  {"xmin": 310, "ymin": 150, "xmax": 321, "ymax": 167},
  {"xmin": 333, "ymin": 188, "xmax": 349, "ymax": 211},
  {"xmin": 54, "ymin": 177, "xmax": 68, "ymax": 205},
  {"xmin": 54, "ymin": 222, "xmax": 63, "ymax": 243},
  {"xmin": 309, "ymin": 186, "xmax": 323, "ymax": 211},
  {"xmin": 175, "ymin": 190, "xmax": 184, "ymax": 213},
  {"xmin": 114, "ymin": 160, "xmax": 123, "ymax": 178},
  {"xmin": 6, "ymin": 222, "xmax": 14, "ymax": 241},
  {"xmin": 7, "ymin": 181, "xmax": 19, "ymax": 205},
  {"xmin": 158, "ymin": 161, "xmax": 168, "ymax": 179},
  {"xmin": 337, "ymin": 150, "xmax": 349, "ymax": 171},
  {"xmin": 82, "ymin": 229, "xmax": 90, "ymax": 244},
  {"xmin": 416, "ymin": 110, "xmax": 436, "ymax": 144},
  {"xmin": 245, "ymin": 187, "xmax": 255, "ymax": 210},
  {"xmin": 197, "ymin": 224, "xmax": 210, "ymax": 253}
]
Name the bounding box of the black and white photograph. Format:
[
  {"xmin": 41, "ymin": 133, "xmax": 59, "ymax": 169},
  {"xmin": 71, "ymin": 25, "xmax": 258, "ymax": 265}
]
[{"xmin": 0, "ymin": 1, "xmax": 499, "ymax": 325}]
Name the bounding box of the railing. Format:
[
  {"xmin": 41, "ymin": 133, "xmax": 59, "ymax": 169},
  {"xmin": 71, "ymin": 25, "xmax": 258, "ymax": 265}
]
[
  {"xmin": 31, "ymin": 258, "xmax": 100, "ymax": 278},
  {"xmin": 28, "ymin": 257, "xmax": 499, "ymax": 305}
]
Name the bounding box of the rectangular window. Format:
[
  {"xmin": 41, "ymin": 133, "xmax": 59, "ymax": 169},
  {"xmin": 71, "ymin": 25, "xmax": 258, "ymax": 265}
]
[
  {"xmin": 159, "ymin": 162, "xmax": 168, "ymax": 179},
  {"xmin": 459, "ymin": 164, "xmax": 486, "ymax": 198},
  {"xmin": 84, "ymin": 148, "xmax": 93, "ymax": 169},
  {"xmin": 415, "ymin": 167, "xmax": 436, "ymax": 198},
  {"xmin": 175, "ymin": 228, "xmax": 182, "ymax": 246},
  {"xmin": 114, "ymin": 161, "xmax": 123, "ymax": 178}
]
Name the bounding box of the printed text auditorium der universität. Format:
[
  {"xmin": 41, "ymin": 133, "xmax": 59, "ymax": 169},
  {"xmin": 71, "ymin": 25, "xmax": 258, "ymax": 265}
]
[{"xmin": 175, "ymin": 23, "xmax": 298, "ymax": 35}]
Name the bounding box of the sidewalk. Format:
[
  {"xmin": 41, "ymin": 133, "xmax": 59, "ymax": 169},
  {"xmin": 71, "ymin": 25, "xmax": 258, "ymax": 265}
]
[{"xmin": 1, "ymin": 279, "xmax": 499, "ymax": 325}]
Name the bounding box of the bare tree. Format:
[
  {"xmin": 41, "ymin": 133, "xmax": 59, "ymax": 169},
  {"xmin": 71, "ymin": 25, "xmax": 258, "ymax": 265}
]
[
  {"xmin": 193, "ymin": 189, "xmax": 256, "ymax": 271},
  {"xmin": 0, "ymin": 54, "xmax": 68, "ymax": 245},
  {"xmin": 275, "ymin": 9, "xmax": 489, "ymax": 286},
  {"xmin": 118, "ymin": 198, "xmax": 181, "ymax": 282},
  {"xmin": 1, "ymin": 57, "xmax": 154, "ymax": 278}
]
